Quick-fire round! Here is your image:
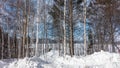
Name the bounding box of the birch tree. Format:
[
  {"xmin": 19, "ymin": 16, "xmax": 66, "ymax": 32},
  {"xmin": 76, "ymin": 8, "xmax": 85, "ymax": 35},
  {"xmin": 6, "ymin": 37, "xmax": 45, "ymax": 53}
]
[
  {"xmin": 83, "ymin": 0, "xmax": 87, "ymax": 55},
  {"xmin": 7, "ymin": 18, "xmax": 11, "ymax": 58},
  {"xmin": 63, "ymin": 0, "xmax": 67, "ymax": 56},
  {"xmin": 35, "ymin": 0, "xmax": 40, "ymax": 57}
]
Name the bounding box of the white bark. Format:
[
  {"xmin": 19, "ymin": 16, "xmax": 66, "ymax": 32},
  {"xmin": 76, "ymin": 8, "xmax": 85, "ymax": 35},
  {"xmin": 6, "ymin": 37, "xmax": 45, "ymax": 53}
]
[
  {"xmin": 84, "ymin": 0, "xmax": 87, "ymax": 55},
  {"xmin": 35, "ymin": 0, "xmax": 40, "ymax": 57},
  {"xmin": 26, "ymin": 0, "xmax": 30, "ymax": 57},
  {"xmin": 17, "ymin": 0, "xmax": 21, "ymax": 58},
  {"xmin": 63, "ymin": 0, "xmax": 66, "ymax": 56},
  {"xmin": 35, "ymin": 23, "xmax": 39, "ymax": 56}
]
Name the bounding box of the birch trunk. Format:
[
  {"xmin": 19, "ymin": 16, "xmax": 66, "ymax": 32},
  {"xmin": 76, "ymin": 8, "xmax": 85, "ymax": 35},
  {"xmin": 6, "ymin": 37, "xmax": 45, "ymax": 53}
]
[
  {"xmin": 35, "ymin": 23, "xmax": 39, "ymax": 56},
  {"xmin": 84, "ymin": 0, "xmax": 87, "ymax": 55},
  {"xmin": 35, "ymin": 0, "xmax": 40, "ymax": 57},
  {"xmin": 7, "ymin": 18, "xmax": 11, "ymax": 58},
  {"xmin": 63, "ymin": 0, "xmax": 66, "ymax": 56}
]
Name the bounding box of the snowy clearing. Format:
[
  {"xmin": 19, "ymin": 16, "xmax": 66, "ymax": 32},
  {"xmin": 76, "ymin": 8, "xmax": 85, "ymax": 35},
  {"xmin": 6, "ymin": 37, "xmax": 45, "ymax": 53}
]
[{"xmin": 0, "ymin": 50, "xmax": 120, "ymax": 68}]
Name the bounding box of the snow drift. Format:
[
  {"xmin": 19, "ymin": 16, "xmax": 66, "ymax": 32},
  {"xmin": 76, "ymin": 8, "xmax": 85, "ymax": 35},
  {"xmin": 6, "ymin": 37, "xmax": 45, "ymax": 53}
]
[{"xmin": 1, "ymin": 50, "xmax": 120, "ymax": 68}]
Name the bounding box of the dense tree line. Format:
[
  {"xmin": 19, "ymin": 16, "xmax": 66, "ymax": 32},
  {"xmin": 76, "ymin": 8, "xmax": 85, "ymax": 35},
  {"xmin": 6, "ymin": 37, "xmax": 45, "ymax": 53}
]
[{"xmin": 0, "ymin": 0, "xmax": 120, "ymax": 59}]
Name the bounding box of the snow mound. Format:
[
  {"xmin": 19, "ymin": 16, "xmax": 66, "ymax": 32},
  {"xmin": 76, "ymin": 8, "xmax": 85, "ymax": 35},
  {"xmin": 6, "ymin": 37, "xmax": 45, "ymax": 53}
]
[
  {"xmin": 8, "ymin": 57, "xmax": 48, "ymax": 68},
  {"xmin": 5, "ymin": 50, "xmax": 120, "ymax": 68},
  {"xmin": 83, "ymin": 50, "xmax": 120, "ymax": 68},
  {"xmin": 0, "ymin": 60, "xmax": 8, "ymax": 68}
]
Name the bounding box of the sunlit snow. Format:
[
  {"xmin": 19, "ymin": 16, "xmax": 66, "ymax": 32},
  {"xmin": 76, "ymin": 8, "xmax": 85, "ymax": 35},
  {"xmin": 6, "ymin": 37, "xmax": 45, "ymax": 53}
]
[{"xmin": 0, "ymin": 50, "xmax": 120, "ymax": 68}]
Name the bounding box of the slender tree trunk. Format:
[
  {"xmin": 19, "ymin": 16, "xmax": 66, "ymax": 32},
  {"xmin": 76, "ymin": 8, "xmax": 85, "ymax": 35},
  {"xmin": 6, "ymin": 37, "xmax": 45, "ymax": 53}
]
[
  {"xmin": 1, "ymin": 31, "xmax": 4, "ymax": 59},
  {"xmin": 63, "ymin": 0, "xmax": 67, "ymax": 56},
  {"xmin": 26, "ymin": 0, "xmax": 30, "ymax": 57},
  {"xmin": 69, "ymin": 0, "xmax": 74, "ymax": 57},
  {"xmin": 43, "ymin": 0, "xmax": 48, "ymax": 53},
  {"xmin": 8, "ymin": 32, "xmax": 11, "ymax": 58},
  {"xmin": 110, "ymin": 20, "xmax": 115, "ymax": 52},
  {"xmin": 22, "ymin": 0, "xmax": 28, "ymax": 57},
  {"xmin": 7, "ymin": 18, "xmax": 11, "ymax": 58},
  {"xmin": 14, "ymin": 32, "xmax": 17, "ymax": 58},
  {"xmin": 35, "ymin": 23, "xmax": 39, "ymax": 56},
  {"xmin": 83, "ymin": 0, "xmax": 87, "ymax": 55},
  {"xmin": 17, "ymin": 0, "xmax": 21, "ymax": 58},
  {"xmin": 35, "ymin": 0, "xmax": 40, "ymax": 57}
]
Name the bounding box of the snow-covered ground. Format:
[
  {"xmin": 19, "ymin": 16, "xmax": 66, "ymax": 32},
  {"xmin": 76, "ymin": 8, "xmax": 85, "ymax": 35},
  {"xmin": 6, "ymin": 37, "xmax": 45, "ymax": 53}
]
[{"xmin": 0, "ymin": 50, "xmax": 120, "ymax": 68}]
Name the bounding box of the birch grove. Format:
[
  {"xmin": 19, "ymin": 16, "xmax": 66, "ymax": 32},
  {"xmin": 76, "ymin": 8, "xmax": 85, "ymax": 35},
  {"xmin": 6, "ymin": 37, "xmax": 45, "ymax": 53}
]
[{"xmin": 0, "ymin": 0, "xmax": 120, "ymax": 59}]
